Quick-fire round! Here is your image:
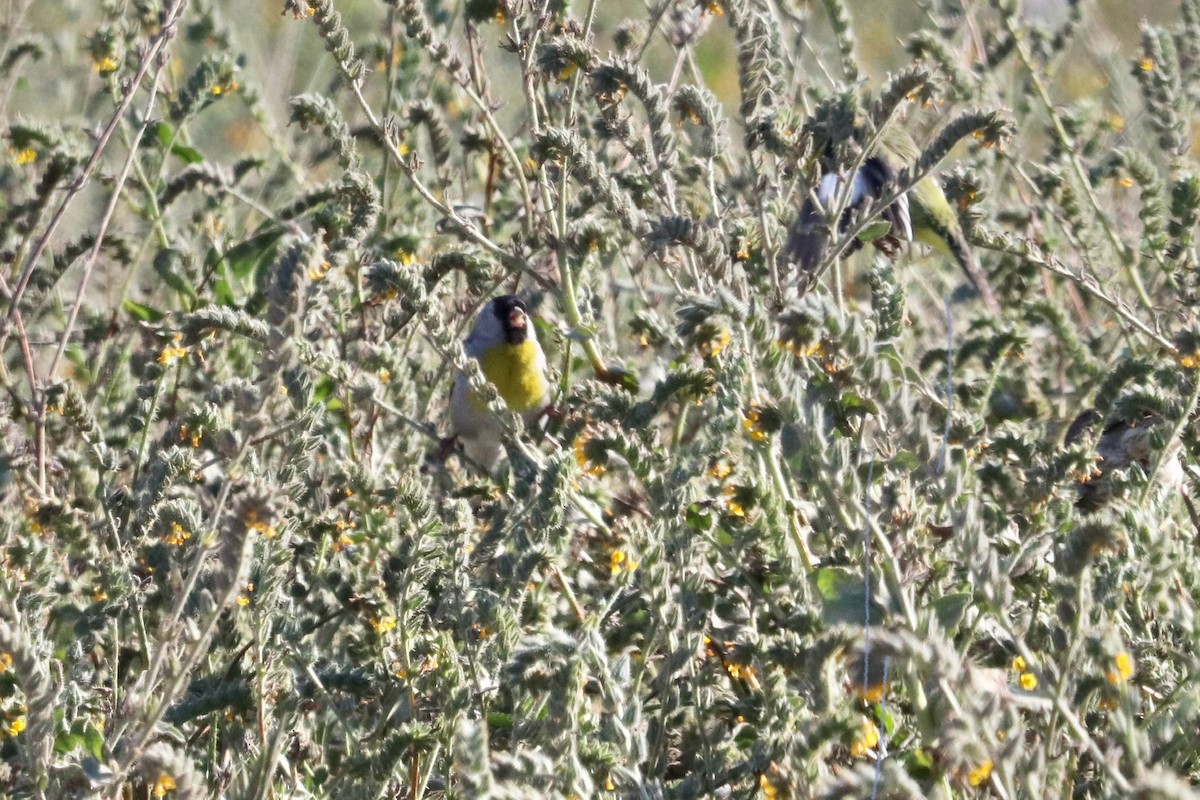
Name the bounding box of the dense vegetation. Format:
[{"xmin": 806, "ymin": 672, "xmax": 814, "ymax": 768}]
[{"xmin": 2, "ymin": 0, "xmax": 1200, "ymax": 797}]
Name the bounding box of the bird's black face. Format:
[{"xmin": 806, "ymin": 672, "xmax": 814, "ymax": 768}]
[
  {"xmin": 492, "ymin": 295, "xmax": 530, "ymax": 345},
  {"xmin": 860, "ymin": 155, "xmax": 897, "ymax": 194}
]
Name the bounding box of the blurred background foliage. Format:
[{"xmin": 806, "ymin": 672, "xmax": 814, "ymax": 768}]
[{"xmin": 2, "ymin": 0, "xmax": 1200, "ymax": 798}]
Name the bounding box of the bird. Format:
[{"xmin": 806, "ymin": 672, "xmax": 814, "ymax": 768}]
[
  {"xmin": 786, "ymin": 126, "xmax": 1001, "ymax": 314},
  {"xmin": 1064, "ymin": 407, "xmax": 1184, "ymax": 511},
  {"xmin": 450, "ymin": 295, "xmax": 551, "ymax": 470}
]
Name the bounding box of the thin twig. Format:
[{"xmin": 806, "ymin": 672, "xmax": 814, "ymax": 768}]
[{"xmin": 5, "ymin": 0, "xmax": 191, "ymax": 321}]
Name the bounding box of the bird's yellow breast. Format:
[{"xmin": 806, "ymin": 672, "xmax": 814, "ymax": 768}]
[
  {"xmin": 913, "ymin": 224, "xmax": 954, "ymax": 256},
  {"xmin": 475, "ymin": 341, "xmax": 548, "ymax": 413}
]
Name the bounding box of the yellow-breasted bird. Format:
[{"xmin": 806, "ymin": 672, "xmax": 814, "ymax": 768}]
[
  {"xmin": 787, "ymin": 126, "xmax": 1001, "ymax": 314},
  {"xmin": 451, "ymin": 295, "xmax": 551, "ymax": 469}
]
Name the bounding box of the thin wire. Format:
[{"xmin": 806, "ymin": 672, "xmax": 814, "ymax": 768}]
[
  {"xmin": 870, "ymin": 656, "xmax": 892, "ymax": 799},
  {"xmin": 936, "ymin": 295, "xmax": 952, "ymax": 474},
  {"xmin": 862, "ymin": 454, "xmax": 876, "ymax": 699}
]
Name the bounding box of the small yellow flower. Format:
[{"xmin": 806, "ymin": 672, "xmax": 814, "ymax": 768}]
[
  {"xmin": 1010, "ymin": 655, "xmax": 1025, "ymax": 672},
  {"xmin": 377, "ymin": 368, "xmax": 391, "ymax": 384},
  {"xmin": 370, "ymin": 615, "xmax": 397, "ymax": 633},
  {"xmin": 152, "ymin": 773, "xmax": 176, "ymax": 797},
  {"xmin": 574, "ymin": 431, "xmax": 607, "ymax": 477},
  {"xmin": 1106, "ymin": 651, "xmax": 1134, "ymax": 685},
  {"xmin": 0, "ymin": 653, "xmax": 13, "ymax": 671},
  {"xmin": 244, "ymin": 510, "xmax": 277, "ymax": 538},
  {"xmin": 967, "ymin": 759, "xmax": 993, "ymax": 787},
  {"xmin": 849, "ymin": 718, "xmax": 879, "ymax": 757},
  {"xmin": 9, "ymin": 147, "xmax": 37, "ymax": 165},
  {"xmin": 777, "ymin": 339, "xmax": 824, "ymax": 358},
  {"xmin": 699, "ymin": 328, "xmax": 731, "ymax": 359},
  {"xmin": 759, "ymin": 773, "xmax": 779, "ymax": 799},
  {"xmin": 165, "ymin": 522, "xmax": 190, "ymax": 546},
  {"xmin": 93, "ymin": 56, "xmax": 119, "ymax": 74},
  {"xmin": 1177, "ymin": 350, "xmax": 1200, "ymax": 369},
  {"xmin": 725, "ymin": 661, "xmax": 755, "ymax": 680},
  {"xmin": 1139, "ymin": 57, "xmax": 1155, "ymax": 71},
  {"xmin": 742, "ymin": 406, "xmax": 768, "ymax": 442},
  {"xmin": 158, "ymin": 345, "xmax": 188, "ymax": 365},
  {"xmin": 1019, "ymin": 672, "xmax": 1038, "ymax": 691},
  {"xmin": 706, "ymin": 0, "xmax": 724, "ymax": 15},
  {"xmin": 7, "ymin": 716, "xmax": 26, "ymax": 737},
  {"xmin": 707, "ymin": 461, "xmax": 732, "ymax": 481},
  {"xmin": 1118, "ymin": 176, "xmax": 1135, "ymax": 188},
  {"xmin": 725, "ymin": 497, "xmax": 746, "ymax": 518},
  {"xmin": 236, "ymin": 582, "xmax": 253, "ymax": 607},
  {"xmin": 610, "ymin": 549, "xmax": 638, "ymax": 575},
  {"xmin": 309, "ymin": 260, "xmax": 331, "ymax": 281}
]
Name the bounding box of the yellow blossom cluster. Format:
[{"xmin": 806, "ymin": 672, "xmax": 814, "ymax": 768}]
[
  {"xmin": 610, "ymin": 549, "xmax": 638, "ymax": 576},
  {"xmin": 1106, "ymin": 651, "xmax": 1134, "ymax": 685},
  {"xmin": 849, "ymin": 718, "xmax": 879, "ymax": 757},
  {"xmin": 1011, "ymin": 656, "xmax": 1038, "ymax": 691}
]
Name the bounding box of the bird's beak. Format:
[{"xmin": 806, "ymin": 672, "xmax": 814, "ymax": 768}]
[{"xmin": 508, "ymin": 309, "xmax": 526, "ymax": 330}]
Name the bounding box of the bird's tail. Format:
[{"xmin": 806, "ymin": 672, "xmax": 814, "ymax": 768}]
[
  {"xmin": 943, "ymin": 228, "xmax": 1001, "ymax": 315},
  {"xmin": 950, "ymin": 232, "xmax": 998, "ymax": 314}
]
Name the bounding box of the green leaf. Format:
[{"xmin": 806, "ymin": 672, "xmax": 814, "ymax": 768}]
[
  {"xmin": 856, "ymin": 220, "xmax": 893, "ymax": 244},
  {"xmin": 878, "ymin": 707, "xmax": 896, "ymax": 736},
  {"xmin": 930, "ymin": 592, "xmax": 972, "ymax": 632},
  {"xmin": 814, "ymin": 567, "xmax": 870, "ymax": 626},
  {"xmin": 487, "ymin": 711, "xmax": 513, "ymax": 730},
  {"xmin": 686, "ymin": 502, "xmax": 714, "ymax": 532},
  {"xmin": 171, "ymin": 143, "xmax": 204, "ymax": 164},
  {"xmin": 220, "ymin": 229, "xmax": 283, "ymax": 280},
  {"xmin": 123, "ymin": 298, "xmax": 164, "ymax": 322},
  {"xmin": 152, "ymin": 248, "xmax": 198, "ymax": 303},
  {"xmin": 82, "ymin": 722, "xmax": 105, "ymax": 760},
  {"xmin": 213, "ymin": 277, "xmax": 235, "ymax": 307},
  {"xmin": 839, "ymin": 391, "xmax": 879, "ymax": 416},
  {"xmin": 314, "ymin": 377, "xmax": 337, "ymax": 404},
  {"xmin": 603, "ymin": 365, "xmax": 640, "ymax": 394},
  {"xmin": 905, "ymin": 748, "xmax": 936, "ymax": 779},
  {"xmin": 154, "ymin": 121, "xmax": 173, "ymax": 148}
]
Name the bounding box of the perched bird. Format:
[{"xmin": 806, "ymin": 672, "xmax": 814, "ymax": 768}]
[
  {"xmin": 450, "ymin": 295, "xmax": 551, "ymax": 470},
  {"xmin": 786, "ymin": 126, "xmax": 1001, "ymax": 314},
  {"xmin": 1065, "ymin": 408, "xmax": 1184, "ymax": 511}
]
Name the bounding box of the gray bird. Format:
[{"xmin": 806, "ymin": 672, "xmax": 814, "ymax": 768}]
[
  {"xmin": 450, "ymin": 296, "xmax": 550, "ymax": 470},
  {"xmin": 1065, "ymin": 409, "xmax": 1184, "ymax": 511},
  {"xmin": 787, "ymin": 127, "xmax": 1000, "ymax": 314}
]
